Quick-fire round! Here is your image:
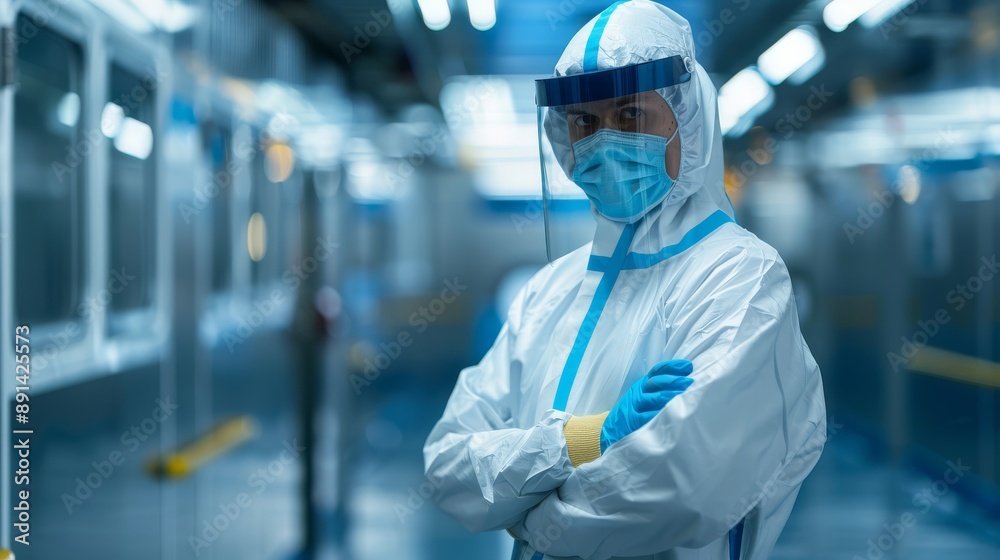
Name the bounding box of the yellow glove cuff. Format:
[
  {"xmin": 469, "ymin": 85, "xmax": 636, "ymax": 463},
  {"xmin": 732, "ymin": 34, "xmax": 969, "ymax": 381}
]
[{"xmin": 563, "ymin": 412, "xmax": 609, "ymax": 467}]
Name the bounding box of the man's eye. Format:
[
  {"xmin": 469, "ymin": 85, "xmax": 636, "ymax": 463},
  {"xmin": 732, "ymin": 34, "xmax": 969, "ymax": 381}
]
[
  {"xmin": 622, "ymin": 107, "xmax": 642, "ymax": 119},
  {"xmin": 573, "ymin": 114, "xmax": 597, "ymax": 127}
]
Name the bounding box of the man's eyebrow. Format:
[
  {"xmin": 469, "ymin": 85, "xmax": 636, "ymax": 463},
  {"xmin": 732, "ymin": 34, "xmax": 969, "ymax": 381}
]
[{"xmin": 566, "ymin": 100, "xmax": 627, "ymax": 113}]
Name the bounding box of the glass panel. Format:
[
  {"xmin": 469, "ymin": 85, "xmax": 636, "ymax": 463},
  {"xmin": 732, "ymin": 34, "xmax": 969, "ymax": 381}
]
[
  {"xmin": 107, "ymin": 64, "xmax": 157, "ymax": 312},
  {"xmin": 249, "ymin": 141, "xmax": 280, "ymax": 289},
  {"xmin": 13, "ymin": 17, "xmax": 85, "ymax": 325},
  {"xmin": 279, "ymin": 165, "xmax": 303, "ymax": 272},
  {"xmin": 207, "ymin": 125, "xmax": 233, "ymax": 293},
  {"xmin": 271, "ymin": 141, "xmax": 302, "ymax": 274}
]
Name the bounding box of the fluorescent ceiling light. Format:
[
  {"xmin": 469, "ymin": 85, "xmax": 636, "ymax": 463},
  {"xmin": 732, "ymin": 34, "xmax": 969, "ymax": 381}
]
[
  {"xmin": 757, "ymin": 26, "xmax": 825, "ymax": 85},
  {"xmin": 347, "ymin": 158, "xmax": 398, "ymax": 202},
  {"xmin": 417, "ymin": 0, "xmax": 451, "ymax": 31},
  {"xmin": 823, "ymin": 0, "xmax": 881, "ymax": 32},
  {"xmin": 57, "ymin": 93, "xmax": 80, "ymax": 127},
  {"xmin": 718, "ymin": 68, "xmax": 773, "ymax": 135},
  {"xmin": 468, "ymin": 0, "xmax": 497, "ymax": 31},
  {"xmin": 265, "ymin": 144, "xmax": 296, "ymax": 183},
  {"xmin": 296, "ymin": 124, "xmax": 344, "ymax": 168},
  {"xmin": 89, "ymin": 0, "xmax": 155, "ymax": 33},
  {"xmin": 101, "ymin": 103, "xmax": 125, "ymax": 138},
  {"xmin": 92, "ymin": 0, "xmax": 197, "ymax": 33},
  {"xmin": 859, "ymin": 0, "xmax": 915, "ymax": 28},
  {"xmin": 247, "ymin": 213, "xmax": 267, "ymax": 262},
  {"xmin": 114, "ymin": 117, "xmax": 154, "ymax": 160},
  {"xmin": 439, "ymin": 77, "xmax": 516, "ymax": 131},
  {"xmin": 897, "ymin": 164, "xmax": 920, "ymax": 203}
]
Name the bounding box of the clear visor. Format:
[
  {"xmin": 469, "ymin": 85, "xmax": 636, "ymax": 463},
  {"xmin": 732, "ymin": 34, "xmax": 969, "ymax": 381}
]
[{"xmin": 536, "ymin": 56, "xmax": 692, "ymax": 262}]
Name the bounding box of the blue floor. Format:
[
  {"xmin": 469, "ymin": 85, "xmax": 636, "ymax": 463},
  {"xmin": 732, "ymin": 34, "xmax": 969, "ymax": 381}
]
[
  {"xmin": 338, "ymin": 381, "xmax": 1000, "ymax": 560},
  {"xmin": 772, "ymin": 430, "xmax": 1000, "ymax": 559},
  {"xmin": 342, "ymin": 383, "xmax": 509, "ymax": 560}
]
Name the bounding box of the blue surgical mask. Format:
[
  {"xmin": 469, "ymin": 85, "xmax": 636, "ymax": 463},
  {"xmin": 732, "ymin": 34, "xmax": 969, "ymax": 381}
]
[{"xmin": 571, "ymin": 128, "xmax": 678, "ymax": 223}]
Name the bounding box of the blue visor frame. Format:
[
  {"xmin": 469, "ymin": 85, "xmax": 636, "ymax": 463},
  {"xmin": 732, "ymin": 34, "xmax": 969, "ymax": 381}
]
[{"xmin": 535, "ymin": 55, "xmax": 693, "ymax": 107}]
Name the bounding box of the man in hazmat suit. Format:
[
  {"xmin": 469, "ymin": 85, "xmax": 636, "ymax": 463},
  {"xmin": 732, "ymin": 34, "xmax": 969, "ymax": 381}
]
[{"xmin": 424, "ymin": 2, "xmax": 827, "ymax": 559}]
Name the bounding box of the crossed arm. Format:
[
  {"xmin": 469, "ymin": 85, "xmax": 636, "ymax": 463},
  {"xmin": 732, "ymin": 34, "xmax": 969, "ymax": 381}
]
[{"xmin": 423, "ymin": 252, "xmax": 822, "ymax": 558}]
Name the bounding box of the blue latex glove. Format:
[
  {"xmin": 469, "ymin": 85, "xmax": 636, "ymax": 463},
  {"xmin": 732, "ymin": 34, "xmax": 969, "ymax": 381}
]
[{"xmin": 600, "ymin": 359, "xmax": 694, "ymax": 453}]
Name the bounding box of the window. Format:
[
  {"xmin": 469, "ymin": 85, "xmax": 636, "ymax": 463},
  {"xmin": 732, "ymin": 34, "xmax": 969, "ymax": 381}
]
[
  {"xmin": 107, "ymin": 64, "xmax": 157, "ymax": 313},
  {"xmin": 271, "ymin": 141, "xmax": 302, "ymax": 274},
  {"xmin": 13, "ymin": 17, "xmax": 85, "ymax": 325},
  {"xmin": 249, "ymin": 139, "xmax": 280, "ymax": 289},
  {"xmin": 207, "ymin": 125, "xmax": 234, "ymax": 293},
  {"xmin": 278, "ymin": 167, "xmax": 303, "ymax": 273}
]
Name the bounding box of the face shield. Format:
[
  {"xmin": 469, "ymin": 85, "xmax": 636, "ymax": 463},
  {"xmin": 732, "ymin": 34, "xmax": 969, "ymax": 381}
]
[{"xmin": 536, "ymin": 55, "xmax": 694, "ymax": 262}]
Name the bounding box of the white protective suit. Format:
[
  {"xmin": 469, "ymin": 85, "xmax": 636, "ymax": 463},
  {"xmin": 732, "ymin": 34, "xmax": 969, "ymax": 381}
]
[{"xmin": 423, "ymin": 2, "xmax": 828, "ymax": 559}]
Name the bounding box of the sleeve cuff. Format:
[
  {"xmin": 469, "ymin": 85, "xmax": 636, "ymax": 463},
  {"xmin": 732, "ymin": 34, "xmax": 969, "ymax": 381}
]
[{"xmin": 563, "ymin": 412, "xmax": 608, "ymax": 467}]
